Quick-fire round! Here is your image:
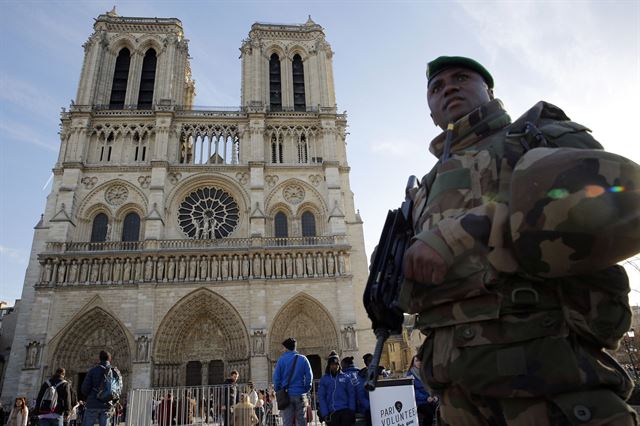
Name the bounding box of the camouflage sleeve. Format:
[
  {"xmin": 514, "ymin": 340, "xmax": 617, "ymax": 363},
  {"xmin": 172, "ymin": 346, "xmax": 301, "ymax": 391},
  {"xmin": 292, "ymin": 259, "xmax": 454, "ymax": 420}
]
[{"xmin": 413, "ymin": 121, "xmax": 606, "ymax": 271}]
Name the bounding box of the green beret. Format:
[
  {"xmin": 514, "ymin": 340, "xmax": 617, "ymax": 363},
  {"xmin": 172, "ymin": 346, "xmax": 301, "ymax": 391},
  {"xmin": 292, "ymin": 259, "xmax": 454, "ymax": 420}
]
[{"xmin": 426, "ymin": 56, "xmax": 494, "ymax": 89}]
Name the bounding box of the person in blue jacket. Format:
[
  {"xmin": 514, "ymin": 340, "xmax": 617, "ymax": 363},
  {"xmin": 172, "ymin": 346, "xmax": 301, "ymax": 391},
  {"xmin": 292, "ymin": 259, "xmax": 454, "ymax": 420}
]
[
  {"xmin": 406, "ymin": 356, "xmax": 436, "ymax": 426},
  {"xmin": 318, "ymin": 352, "xmax": 355, "ymax": 426},
  {"xmin": 272, "ymin": 337, "xmax": 313, "ymax": 426},
  {"xmin": 340, "ymin": 356, "xmax": 368, "ymax": 419}
]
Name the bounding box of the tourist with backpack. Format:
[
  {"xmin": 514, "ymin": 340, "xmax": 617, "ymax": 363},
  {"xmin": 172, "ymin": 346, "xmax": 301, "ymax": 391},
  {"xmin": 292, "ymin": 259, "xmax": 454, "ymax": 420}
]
[
  {"xmin": 80, "ymin": 351, "xmax": 122, "ymax": 426},
  {"xmin": 36, "ymin": 368, "xmax": 71, "ymax": 426}
]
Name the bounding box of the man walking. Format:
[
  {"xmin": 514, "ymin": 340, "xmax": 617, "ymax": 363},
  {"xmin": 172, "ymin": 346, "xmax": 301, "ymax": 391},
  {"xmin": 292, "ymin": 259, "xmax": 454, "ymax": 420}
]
[
  {"xmin": 223, "ymin": 370, "xmax": 240, "ymax": 426},
  {"xmin": 273, "ymin": 338, "xmax": 313, "ymax": 426},
  {"xmin": 80, "ymin": 351, "xmax": 121, "ymax": 426},
  {"xmin": 36, "ymin": 367, "xmax": 72, "ymax": 426}
]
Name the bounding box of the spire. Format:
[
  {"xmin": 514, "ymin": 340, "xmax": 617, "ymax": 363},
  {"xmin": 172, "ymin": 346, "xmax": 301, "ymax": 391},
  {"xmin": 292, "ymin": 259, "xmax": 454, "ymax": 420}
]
[
  {"xmin": 107, "ymin": 6, "xmax": 118, "ymax": 17},
  {"xmin": 305, "ymin": 15, "xmax": 316, "ymax": 25}
]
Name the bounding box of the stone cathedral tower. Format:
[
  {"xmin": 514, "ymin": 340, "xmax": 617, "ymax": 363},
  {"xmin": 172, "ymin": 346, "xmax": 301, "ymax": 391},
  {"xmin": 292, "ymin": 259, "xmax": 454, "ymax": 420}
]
[{"xmin": 2, "ymin": 12, "xmax": 372, "ymax": 400}]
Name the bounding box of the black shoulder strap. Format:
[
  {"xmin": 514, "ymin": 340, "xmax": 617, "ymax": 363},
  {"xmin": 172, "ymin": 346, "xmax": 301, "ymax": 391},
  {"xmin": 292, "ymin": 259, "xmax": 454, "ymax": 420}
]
[{"xmin": 284, "ymin": 355, "xmax": 299, "ymax": 390}]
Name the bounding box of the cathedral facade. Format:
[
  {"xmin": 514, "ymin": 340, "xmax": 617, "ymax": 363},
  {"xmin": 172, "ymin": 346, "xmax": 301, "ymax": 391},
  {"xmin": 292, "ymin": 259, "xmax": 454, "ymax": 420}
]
[{"xmin": 2, "ymin": 12, "xmax": 372, "ymax": 400}]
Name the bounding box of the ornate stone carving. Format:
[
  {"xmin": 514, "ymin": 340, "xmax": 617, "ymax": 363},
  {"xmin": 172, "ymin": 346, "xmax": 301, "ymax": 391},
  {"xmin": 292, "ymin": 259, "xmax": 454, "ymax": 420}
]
[
  {"xmin": 135, "ymin": 335, "xmax": 151, "ymax": 362},
  {"xmin": 105, "ymin": 184, "xmax": 129, "ymax": 205},
  {"xmin": 168, "ymin": 172, "xmax": 182, "ymax": 185},
  {"xmin": 265, "ymin": 175, "xmax": 279, "ymax": 188},
  {"xmin": 252, "ymin": 330, "xmax": 266, "ymax": 355},
  {"xmin": 236, "ymin": 172, "xmax": 249, "ymax": 185},
  {"xmin": 137, "ymin": 175, "xmax": 151, "ymax": 188},
  {"xmin": 81, "ymin": 176, "xmax": 98, "ymax": 189},
  {"xmin": 24, "ymin": 341, "xmax": 42, "ymax": 369},
  {"xmin": 341, "ymin": 325, "xmax": 357, "ymax": 350},
  {"xmin": 309, "ymin": 174, "xmax": 323, "ymax": 186},
  {"xmin": 283, "ymin": 183, "xmax": 305, "ymax": 204}
]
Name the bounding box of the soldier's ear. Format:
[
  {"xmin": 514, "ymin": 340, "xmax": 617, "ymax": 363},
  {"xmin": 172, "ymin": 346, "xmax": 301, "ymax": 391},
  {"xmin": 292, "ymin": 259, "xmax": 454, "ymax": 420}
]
[
  {"xmin": 488, "ymin": 88, "xmax": 494, "ymax": 100},
  {"xmin": 430, "ymin": 112, "xmax": 437, "ymax": 126}
]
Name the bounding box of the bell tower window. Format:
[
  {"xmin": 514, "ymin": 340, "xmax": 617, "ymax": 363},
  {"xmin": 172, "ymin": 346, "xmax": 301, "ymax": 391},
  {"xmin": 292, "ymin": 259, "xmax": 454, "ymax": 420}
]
[
  {"xmin": 137, "ymin": 48, "xmax": 157, "ymax": 109},
  {"xmin": 90, "ymin": 213, "xmax": 109, "ymax": 242},
  {"xmin": 269, "ymin": 53, "xmax": 282, "ymax": 111},
  {"xmin": 274, "ymin": 212, "xmax": 288, "ymax": 238},
  {"xmin": 292, "ymin": 54, "xmax": 306, "ymax": 111},
  {"xmin": 109, "ymin": 48, "xmax": 131, "ymax": 109},
  {"xmin": 121, "ymin": 212, "xmax": 141, "ymax": 241},
  {"xmin": 301, "ymin": 211, "xmax": 316, "ymax": 237}
]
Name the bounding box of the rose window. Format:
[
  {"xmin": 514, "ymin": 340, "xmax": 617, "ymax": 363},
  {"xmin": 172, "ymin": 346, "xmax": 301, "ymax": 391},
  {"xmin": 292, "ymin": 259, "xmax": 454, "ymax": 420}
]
[{"xmin": 178, "ymin": 187, "xmax": 240, "ymax": 239}]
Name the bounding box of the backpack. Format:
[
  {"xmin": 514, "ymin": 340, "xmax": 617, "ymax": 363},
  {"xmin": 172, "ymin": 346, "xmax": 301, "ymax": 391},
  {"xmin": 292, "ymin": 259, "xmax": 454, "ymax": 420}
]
[
  {"xmin": 39, "ymin": 379, "xmax": 65, "ymax": 414},
  {"xmin": 95, "ymin": 365, "xmax": 122, "ymax": 403}
]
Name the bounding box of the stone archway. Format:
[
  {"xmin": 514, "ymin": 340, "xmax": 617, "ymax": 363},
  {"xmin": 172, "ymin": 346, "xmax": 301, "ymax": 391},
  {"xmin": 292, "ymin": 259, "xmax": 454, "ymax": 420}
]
[
  {"xmin": 268, "ymin": 293, "xmax": 339, "ymax": 379},
  {"xmin": 153, "ymin": 289, "xmax": 250, "ymax": 387},
  {"xmin": 49, "ymin": 307, "xmax": 132, "ymax": 396}
]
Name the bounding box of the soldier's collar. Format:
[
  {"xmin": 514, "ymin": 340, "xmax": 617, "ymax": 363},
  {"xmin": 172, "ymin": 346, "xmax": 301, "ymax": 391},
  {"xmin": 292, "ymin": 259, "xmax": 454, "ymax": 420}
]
[{"xmin": 429, "ymin": 99, "xmax": 511, "ymax": 158}]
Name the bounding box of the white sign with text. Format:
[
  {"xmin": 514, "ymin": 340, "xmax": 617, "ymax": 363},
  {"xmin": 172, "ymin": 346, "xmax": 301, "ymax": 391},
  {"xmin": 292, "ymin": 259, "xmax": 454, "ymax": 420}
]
[{"xmin": 369, "ymin": 378, "xmax": 418, "ymax": 426}]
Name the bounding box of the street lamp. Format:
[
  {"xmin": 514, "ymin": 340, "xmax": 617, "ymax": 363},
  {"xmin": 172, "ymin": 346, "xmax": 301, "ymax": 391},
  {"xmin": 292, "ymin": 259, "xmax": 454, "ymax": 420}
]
[{"xmin": 623, "ymin": 328, "xmax": 639, "ymax": 379}]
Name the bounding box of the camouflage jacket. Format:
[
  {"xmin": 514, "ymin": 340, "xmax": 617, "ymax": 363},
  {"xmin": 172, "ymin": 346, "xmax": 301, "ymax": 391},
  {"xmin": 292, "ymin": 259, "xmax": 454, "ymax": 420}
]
[{"xmin": 400, "ymin": 99, "xmax": 633, "ymax": 398}]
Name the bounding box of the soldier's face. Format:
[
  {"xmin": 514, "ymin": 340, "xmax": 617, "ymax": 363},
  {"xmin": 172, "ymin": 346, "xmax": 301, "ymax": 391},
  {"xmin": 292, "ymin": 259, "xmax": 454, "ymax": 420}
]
[{"xmin": 427, "ymin": 67, "xmax": 494, "ymax": 130}]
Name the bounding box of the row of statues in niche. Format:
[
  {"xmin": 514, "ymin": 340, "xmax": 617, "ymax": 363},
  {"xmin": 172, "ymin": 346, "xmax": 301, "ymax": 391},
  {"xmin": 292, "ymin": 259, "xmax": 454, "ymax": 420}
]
[{"xmin": 39, "ymin": 251, "xmax": 349, "ymax": 285}]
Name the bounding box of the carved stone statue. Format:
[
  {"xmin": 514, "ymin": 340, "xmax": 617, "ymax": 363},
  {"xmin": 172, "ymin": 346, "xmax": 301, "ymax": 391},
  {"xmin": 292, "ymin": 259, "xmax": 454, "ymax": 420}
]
[
  {"xmin": 134, "ymin": 258, "xmax": 143, "ymax": 282},
  {"xmin": 101, "ymin": 259, "xmax": 111, "ymax": 283},
  {"xmin": 231, "ymin": 255, "xmax": 240, "ymax": 279},
  {"xmin": 252, "ymin": 254, "xmax": 262, "ymax": 278},
  {"xmin": 90, "ymin": 260, "xmax": 100, "ymax": 283},
  {"xmin": 315, "ymin": 253, "xmax": 324, "ymax": 277},
  {"xmin": 68, "ymin": 260, "xmax": 78, "ymax": 284},
  {"xmin": 242, "ymin": 255, "xmax": 250, "ymax": 278},
  {"xmin": 178, "ymin": 256, "xmax": 187, "ymax": 280},
  {"xmin": 123, "ymin": 258, "xmax": 132, "ymax": 282},
  {"xmin": 338, "ymin": 252, "xmax": 346, "ymax": 275},
  {"xmin": 326, "ymin": 252, "xmax": 335, "ymax": 276},
  {"xmin": 113, "ymin": 258, "xmax": 122, "ymax": 282},
  {"xmin": 25, "ymin": 341, "xmax": 40, "ymax": 368},
  {"xmin": 156, "ymin": 257, "xmax": 165, "ymax": 281},
  {"xmin": 285, "ymin": 253, "xmax": 293, "ymax": 278},
  {"xmin": 167, "ymin": 257, "xmax": 175, "ymax": 281},
  {"xmin": 144, "ymin": 257, "xmax": 154, "ymax": 281},
  {"xmin": 136, "ymin": 336, "xmax": 150, "ymax": 362},
  {"xmin": 264, "ymin": 254, "xmax": 272, "ymax": 278},
  {"xmin": 42, "ymin": 260, "xmax": 52, "ymax": 283},
  {"xmin": 275, "ymin": 254, "xmax": 282, "ymax": 278},
  {"xmin": 79, "ymin": 259, "xmax": 89, "ymax": 283},
  {"xmin": 211, "ymin": 256, "xmax": 219, "ymax": 280},
  {"xmin": 189, "ymin": 256, "xmax": 198, "ymax": 280},
  {"xmin": 305, "ymin": 253, "xmax": 314, "ymax": 277},
  {"xmin": 199, "ymin": 256, "xmax": 208, "ymax": 280},
  {"xmin": 295, "ymin": 253, "xmax": 304, "ymax": 278},
  {"xmin": 57, "ymin": 261, "xmax": 67, "ymax": 284}
]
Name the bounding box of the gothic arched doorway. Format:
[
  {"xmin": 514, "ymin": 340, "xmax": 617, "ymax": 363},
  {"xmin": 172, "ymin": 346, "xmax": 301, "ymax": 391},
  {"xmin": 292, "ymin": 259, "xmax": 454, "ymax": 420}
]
[
  {"xmin": 49, "ymin": 307, "xmax": 132, "ymax": 396},
  {"xmin": 268, "ymin": 293, "xmax": 339, "ymax": 378},
  {"xmin": 153, "ymin": 288, "xmax": 250, "ymax": 387}
]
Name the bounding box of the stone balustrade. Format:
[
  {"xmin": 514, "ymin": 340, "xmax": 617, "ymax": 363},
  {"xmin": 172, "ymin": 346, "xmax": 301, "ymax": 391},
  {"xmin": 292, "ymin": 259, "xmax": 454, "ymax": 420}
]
[{"xmin": 36, "ymin": 244, "xmax": 351, "ymax": 287}]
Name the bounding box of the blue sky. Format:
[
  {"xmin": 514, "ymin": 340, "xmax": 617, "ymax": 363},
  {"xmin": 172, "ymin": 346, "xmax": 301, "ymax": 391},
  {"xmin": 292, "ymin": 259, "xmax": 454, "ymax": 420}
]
[{"xmin": 1, "ymin": 0, "xmax": 639, "ymax": 305}]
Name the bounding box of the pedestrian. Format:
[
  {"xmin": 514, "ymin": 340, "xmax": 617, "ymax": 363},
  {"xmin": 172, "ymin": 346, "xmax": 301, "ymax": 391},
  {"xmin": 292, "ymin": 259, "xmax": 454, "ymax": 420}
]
[
  {"xmin": 318, "ymin": 352, "xmax": 355, "ymax": 426},
  {"xmin": 405, "ymin": 356, "xmax": 435, "ymax": 426},
  {"xmin": 80, "ymin": 351, "xmax": 122, "ymax": 426},
  {"xmin": 223, "ymin": 370, "xmax": 240, "ymax": 426},
  {"xmin": 233, "ymin": 394, "xmax": 258, "ymax": 426},
  {"xmin": 7, "ymin": 397, "xmax": 28, "ymax": 426},
  {"xmin": 254, "ymin": 390, "xmax": 265, "ymax": 426},
  {"xmin": 36, "ymin": 368, "xmax": 71, "ymax": 426},
  {"xmin": 266, "ymin": 387, "xmax": 279, "ymax": 426},
  {"xmin": 402, "ymin": 55, "xmax": 638, "ymax": 423},
  {"xmin": 156, "ymin": 394, "xmax": 174, "ymax": 426},
  {"xmin": 272, "ymin": 338, "xmax": 313, "ymax": 426}
]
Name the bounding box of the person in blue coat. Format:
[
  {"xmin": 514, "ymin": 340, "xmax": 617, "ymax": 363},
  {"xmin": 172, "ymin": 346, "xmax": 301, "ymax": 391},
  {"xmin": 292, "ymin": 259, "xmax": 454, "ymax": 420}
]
[
  {"xmin": 272, "ymin": 337, "xmax": 313, "ymax": 426},
  {"xmin": 340, "ymin": 356, "xmax": 368, "ymax": 419},
  {"xmin": 406, "ymin": 356, "xmax": 436, "ymax": 426},
  {"xmin": 318, "ymin": 352, "xmax": 355, "ymax": 426}
]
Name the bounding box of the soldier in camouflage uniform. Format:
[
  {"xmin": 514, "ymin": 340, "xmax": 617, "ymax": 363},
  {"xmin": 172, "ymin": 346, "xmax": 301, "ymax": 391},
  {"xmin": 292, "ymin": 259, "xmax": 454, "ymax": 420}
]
[{"xmin": 400, "ymin": 56, "xmax": 638, "ymax": 425}]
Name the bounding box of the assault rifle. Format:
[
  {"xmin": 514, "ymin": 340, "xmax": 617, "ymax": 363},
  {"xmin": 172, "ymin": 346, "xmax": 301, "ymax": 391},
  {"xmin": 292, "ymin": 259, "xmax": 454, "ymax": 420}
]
[{"xmin": 363, "ymin": 175, "xmax": 418, "ymax": 391}]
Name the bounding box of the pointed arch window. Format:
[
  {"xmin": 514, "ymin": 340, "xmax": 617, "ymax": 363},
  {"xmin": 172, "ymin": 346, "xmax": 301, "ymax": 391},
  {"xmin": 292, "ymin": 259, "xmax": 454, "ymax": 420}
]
[
  {"xmin": 274, "ymin": 212, "xmax": 288, "ymax": 238},
  {"xmin": 137, "ymin": 48, "xmax": 157, "ymax": 109},
  {"xmin": 90, "ymin": 213, "xmax": 109, "ymax": 242},
  {"xmin": 301, "ymin": 211, "xmax": 316, "ymax": 237},
  {"xmin": 292, "ymin": 54, "xmax": 306, "ymax": 111},
  {"xmin": 269, "ymin": 53, "xmax": 282, "ymax": 111},
  {"xmin": 297, "ymin": 134, "xmax": 308, "ymax": 163},
  {"xmin": 271, "ymin": 134, "xmax": 284, "ymax": 164},
  {"xmin": 109, "ymin": 48, "xmax": 131, "ymax": 109},
  {"xmin": 121, "ymin": 212, "xmax": 141, "ymax": 241}
]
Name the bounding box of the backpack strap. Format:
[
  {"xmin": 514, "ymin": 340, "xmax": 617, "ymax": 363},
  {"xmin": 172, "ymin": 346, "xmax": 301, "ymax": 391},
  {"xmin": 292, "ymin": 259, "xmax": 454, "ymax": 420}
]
[{"xmin": 284, "ymin": 355, "xmax": 299, "ymax": 391}]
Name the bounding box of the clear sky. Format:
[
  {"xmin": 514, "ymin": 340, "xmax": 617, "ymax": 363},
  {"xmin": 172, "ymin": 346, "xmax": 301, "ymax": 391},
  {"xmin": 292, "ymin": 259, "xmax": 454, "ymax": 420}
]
[{"xmin": 1, "ymin": 0, "xmax": 639, "ymax": 305}]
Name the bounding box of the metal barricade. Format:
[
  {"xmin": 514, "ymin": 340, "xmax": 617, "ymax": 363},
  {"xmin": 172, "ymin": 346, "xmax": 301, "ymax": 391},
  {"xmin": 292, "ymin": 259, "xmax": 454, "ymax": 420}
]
[{"xmin": 126, "ymin": 382, "xmax": 322, "ymax": 426}]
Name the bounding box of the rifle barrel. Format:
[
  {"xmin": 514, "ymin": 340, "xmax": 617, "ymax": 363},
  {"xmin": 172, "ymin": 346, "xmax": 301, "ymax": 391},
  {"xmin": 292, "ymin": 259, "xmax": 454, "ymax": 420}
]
[{"xmin": 365, "ymin": 328, "xmax": 390, "ymax": 391}]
